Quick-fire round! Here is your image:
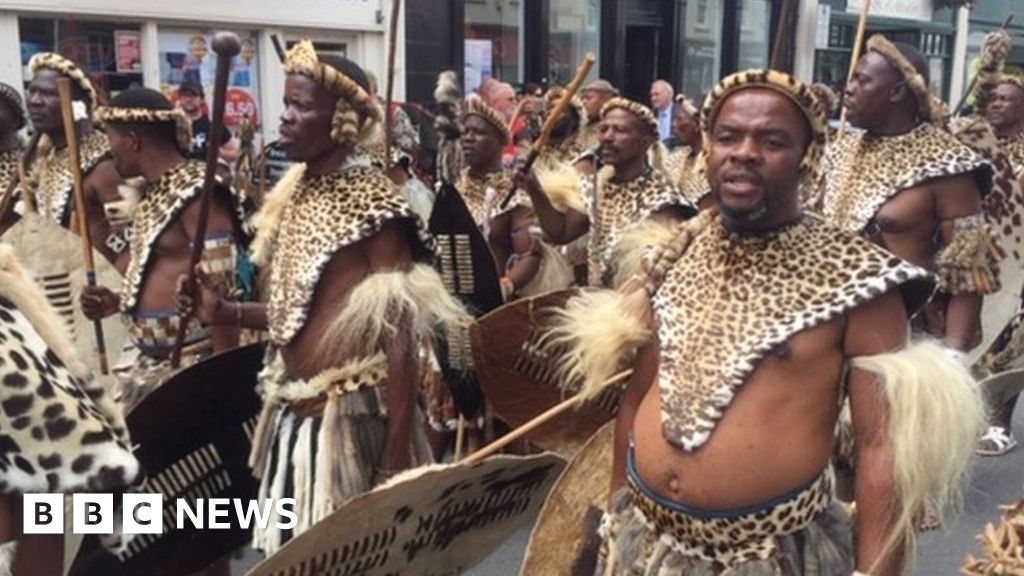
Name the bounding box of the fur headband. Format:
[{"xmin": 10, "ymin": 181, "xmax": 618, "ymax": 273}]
[
  {"xmin": 283, "ymin": 40, "xmax": 383, "ymax": 147},
  {"xmin": 0, "ymin": 83, "xmax": 25, "ymax": 130},
  {"xmin": 96, "ymin": 106, "xmax": 193, "ymax": 152},
  {"xmin": 866, "ymin": 34, "xmax": 947, "ymax": 124},
  {"xmin": 701, "ymin": 69, "xmax": 829, "ymax": 183},
  {"xmin": 544, "ymin": 86, "xmax": 587, "ymax": 127},
  {"xmin": 600, "ymin": 97, "xmax": 659, "ymax": 136},
  {"xmin": 1001, "ymin": 74, "xmax": 1024, "ymax": 93},
  {"xmin": 463, "ymin": 94, "xmax": 511, "ymax": 144},
  {"xmin": 674, "ymin": 94, "xmax": 699, "ymax": 117},
  {"xmin": 28, "ymin": 52, "xmax": 98, "ymax": 109}
]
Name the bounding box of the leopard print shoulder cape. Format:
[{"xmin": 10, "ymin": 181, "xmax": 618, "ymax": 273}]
[
  {"xmin": 654, "ymin": 214, "xmax": 932, "ymax": 451},
  {"xmin": 1000, "ymin": 132, "xmax": 1024, "ymax": 177},
  {"xmin": 0, "ymin": 149, "xmax": 20, "ymax": 201},
  {"xmin": 457, "ymin": 167, "xmax": 529, "ymax": 225},
  {"xmin": 118, "ymin": 161, "xmax": 244, "ymax": 314},
  {"xmin": 583, "ymin": 167, "xmax": 695, "ymax": 286},
  {"xmin": 664, "ymin": 145, "xmax": 710, "ymax": 205},
  {"xmin": 26, "ymin": 131, "xmax": 110, "ymax": 225},
  {"xmin": 820, "ymin": 122, "xmax": 992, "ymax": 234},
  {"xmin": 259, "ymin": 161, "xmax": 435, "ymax": 347},
  {"xmin": 0, "ymin": 245, "xmax": 139, "ymax": 494}
]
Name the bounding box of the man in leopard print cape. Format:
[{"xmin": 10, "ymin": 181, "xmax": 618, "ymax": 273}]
[
  {"xmin": 176, "ymin": 41, "xmax": 470, "ymax": 556},
  {"xmin": 77, "ymin": 88, "xmax": 244, "ymax": 420},
  {"xmin": 664, "ymin": 94, "xmax": 712, "ymax": 209},
  {"xmin": 516, "ymin": 96, "xmax": 695, "ymax": 287},
  {"xmin": 0, "ymin": 245, "xmax": 140, "ymax": 574},
  {"xmin": 539, "ymin": 69, "xmax": 984, "ymax": 576},
  {"xmin": 14, "ymin": 52, "xmax": 131, "ymax": 270},
  {"xmin": 820, "ymin": 37, "xmax": 997, "ymax": 361},
  {"xmin": 988, "ymin": 74, "xmax": 1024, "ymax": 176}
]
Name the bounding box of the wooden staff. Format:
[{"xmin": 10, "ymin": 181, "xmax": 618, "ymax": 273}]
[
  {"xmin": 769, "ymin": 0, "xmax": 797, "ymax": 71},
  {"xmin": 270, "ymin": 34, "xmax": 287, "ymax": 63},
  {"xmin": 384, "ymin": 0, "xmax": 402, "ymax": 170},
  {"xmin": 170, "ymin": 32, "xmax": 242, "ymax": 369},
  {"xmin": 462, "ymin": 368, "xmax": 632, "ymax": 464},
  {"xmin": 56, "ymin": 78, "xmax": 110, "ymax": 374},
  {"xmin": 837, "ymin": 0, "xmax": 872, "ymax": 141},
  {"xmin": 500, "ymin": 53, "xmax": 596, "ymax": 210}
]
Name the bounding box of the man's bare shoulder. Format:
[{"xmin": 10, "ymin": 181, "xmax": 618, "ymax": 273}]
[{"xmin": 83, "ymin": 158, "xmax": 123, "ymax": 202}]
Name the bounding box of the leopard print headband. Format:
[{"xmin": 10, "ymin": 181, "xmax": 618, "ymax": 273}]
[
  {"xmin": 0, "ymin": 83, "xmax": 25, "ymax": 129},
  {"xmin": 96, "ymin": 106, "xmax": 193, "ymax": 152},
  {"xmin": 866, "ymin": 35, "xmax": 947, "ymax": 124},
  {"xmin": 284, "ymin": 40, "xmax": 383, "ymax": 148},
  {"xmin": 674, "ymin": 95, "xmax": 699, "ymax": 117},
  {"xmin": 463, "ymin": 94, "xmax": 511, "ymax": 143},
  {"xmin": 600, "ymin": 97, "xmax": 659, "ymax": 136},
  {"xmin": 701, "ymin": 69, "xmax": 828, "ymax": 183},
  {"xmin": 28, "ymin": 52, "xmax": 97, "ymax": 109},
  {"xmin": 1001, "ymin": 74, "xmax": 1024, "ymax": 93}
]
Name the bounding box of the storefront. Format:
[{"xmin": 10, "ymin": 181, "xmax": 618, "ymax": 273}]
[
  {"xmin": 0, "ymin": 0, "xmax": 398, "ymax": 146},
  {"xmin": 811, "ymin": 0, "xmax": 957, "ymax": 101}
]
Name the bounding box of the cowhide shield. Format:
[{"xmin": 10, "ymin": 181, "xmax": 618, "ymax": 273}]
[
  {"xmin": 520, "ymin": 422, "xmax": 613, "ymax": 576},
  {"xmin": 470, "ymin": 289, "xmax": 618, "ymax": 457},
  {"xmin": 247, "ymin": 453, "xmax": 567, "ymax": 576},
  {"xmin": 0, "ymin": 213, "xmax": 128, "ymax": 379},
  {"xmin": 73, "ymin": 343, "xmax": 264, "ymax": 576},
  {"xmin": 950, "ymin": 117, "xmax": 1024, "ymax": 366},
  {"xmin": 428, "ymin": 181, "xmax": 503, "ymax": 418}
]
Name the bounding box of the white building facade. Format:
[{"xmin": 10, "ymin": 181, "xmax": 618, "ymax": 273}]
[{"xmin": 0, "ymin": 0, "xmax": 406, "ymax": 144}]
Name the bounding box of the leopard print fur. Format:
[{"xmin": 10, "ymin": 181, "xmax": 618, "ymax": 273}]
[
  {"xmin": 583, "ymin": 167, "xmax": 694, "ymax": 286},
  {"xmin": 653, "ymin": 214, "xmax": 931, "ymax": 450},
  {"xmin": 118, "ymin": 161, "xmax": 245, "ymax": 314},
  {"xmin": 0, "ymin": 291, "xmax": 138, "ymax": 494},
  {"xmin": 457, "ymin": 167, "xmax": 529, "ymax": 226},
  {"xmin": 24, "ymin": 131, "xmax": 110, "ymax": 225},
  {"xmin": 820, "ymin": 122, "xmax": 991, "ymax": 234},
  {"xmin": 664, "ymin": 146, "xmax": 710, "ymax": 205},
  {"xmin": 0, "ymin": 149, "xmax": 19, "ymax": 201},
  {"xmin": 263, "ymin": 164, "xmax": 434, "ymax": 346},
  {"xmin": 622, "ymin": 466, "xmax": 835, "ymax": 566},
  {"xmin": 1000, "ymin": 132, "xmax": 1024, "ymax": 177}
]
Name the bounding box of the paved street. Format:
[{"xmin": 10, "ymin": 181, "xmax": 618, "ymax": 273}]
[{"xmin": 233, "ymin": 407, "xmax": 1023, "ymax": 575}]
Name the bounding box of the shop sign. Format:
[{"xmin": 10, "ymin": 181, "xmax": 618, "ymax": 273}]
[{"xmin": 847, "ymin": 0, "xmax": 933, "ymax": 22}]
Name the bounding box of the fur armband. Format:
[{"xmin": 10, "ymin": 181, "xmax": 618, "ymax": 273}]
[
  {"xmin": 850, "ymin": 340, "xmax": 986, "ymax": 572},
  {"xmin": 934, "ymin": 214, "xmax": 1003, "ymax": 295},
  {"xmin": 315, "ymin": 263, "xmax": 472, "ymax": 365}
]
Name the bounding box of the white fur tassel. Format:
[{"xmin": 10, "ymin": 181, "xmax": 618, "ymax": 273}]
[
  {"xmin": 610, "ymin": 219, "xmax": 677, "ymax": 289},
  {"xmin": 542, "ymin": 285, "xmax": 653, "ymax": 401},
  {"xmin": 536, "ymin": 165, "xmax": 584, "ymax": 213},
  {"xmin": 851, "ymin": 340, "xmax": 987, "ymax": 574},
  {"xmin": 250, "ymin": 163, "xmax": 307, "ymax": 266},
  {"xmin": 0, "ymin": 540, "xmax": 16, "ymax": 576}
]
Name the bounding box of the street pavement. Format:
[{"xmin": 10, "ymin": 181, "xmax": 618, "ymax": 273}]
[{"xmin": 233, "ymin": 406, "xmax": 1023, "ymax": 575}]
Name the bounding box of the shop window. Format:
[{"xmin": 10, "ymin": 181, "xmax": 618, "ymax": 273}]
[
  {"xmin": 464, "ymin": 0, "xmax": 523, "ymax": 92},
  {"xmin": 678, "ymin": 0, "xmax": 724, "ymax": 102},
  {"xmin": 737, "ymin": 0, "xmax": 772, "ymax": 71},
  {"xmin": 19, "ymin": 18, "xmax": 144, "ymax": 103},
  {"xmin": 157, "ymin": 28, "xmax": 262, "ymax": 135},
  {"xmin": 548, "ymin": 0, "xmax": 600, "ymax": 86}
]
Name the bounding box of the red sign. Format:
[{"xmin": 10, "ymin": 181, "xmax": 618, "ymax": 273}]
[
  {"xmin": 115, "ymin": 30, "xmax": 141, "ymax": 73},
  {"xmin": 223, "ymin": 88, "xmax": 258, "ymax": 127}
]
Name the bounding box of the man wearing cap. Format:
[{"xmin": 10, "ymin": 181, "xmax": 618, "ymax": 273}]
[
  {"xmin": 177, "ymin": 41, "xmax": 467, "ymax": 554},
  {"xmin": 79, "ymin": 87, "xmax": 245, "ymax": 413},
  {"xmin": 989, "ymin": 74, "xmax": 1024, "ymax": 175},
  {"xmin": 549, "ymin": 69, "xmax": 982, "ymax": 576},
  {"xmin": 20, "ymin": 52, "xmax": 129, "ymax": 269},
  {"xmin": 516, "ymin": 97, "xmax": 694, "ymax": 287},
  {"xmin": 177, "ymin": 79, "xmax": 239, "ymax": 163},
  {"xmin": 580, "ymin": 79, "xmax": 618, "ymax": 149},
  {"xmin": 821, "ymin": 37, "xmax": 994, "ymax": 358},
  {"xmin": 0, "ymin": 82, "xmax": 25, "ymax": 198}
]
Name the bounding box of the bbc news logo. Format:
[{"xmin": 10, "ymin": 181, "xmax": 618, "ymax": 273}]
[{"xmin": 23, "ymin": 494, "xmax": 297, "ymax": 534}]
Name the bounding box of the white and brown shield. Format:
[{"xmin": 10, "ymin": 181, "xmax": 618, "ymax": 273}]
[
  {"xmin": 247, "ymin": 453, "xmax": 567, "ymax": 576},
  {"xmin": 521, "ymin": 422, "xmax": 614, "ymax": 576},
  {"xmin": 1, "ymin": 212, "xmax": 128, "ymax": 379}
]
